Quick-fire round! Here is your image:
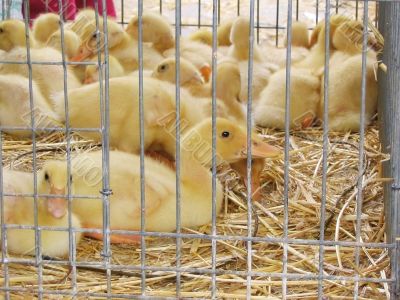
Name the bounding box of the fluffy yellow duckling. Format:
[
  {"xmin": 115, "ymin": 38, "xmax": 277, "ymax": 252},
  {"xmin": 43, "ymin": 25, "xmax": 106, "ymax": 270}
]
[
  {"xmin": 66, "ymin": 9, "xmax": 96, "ymax": 36},
  {"xmin": 0, "ymin": 47, "xmax": 81, "ymax": 103},
  {"xmin": 218, "ymin": 19, "xmax": 234, "ymax": 46},
  {"xmin": 188, "ymin": 28, "xmax": 214, "ymax": 46},
  {"xmin": 284, "ymin": 21, "xmax": 310, "ymax": 49},
  {"xmin": 0, "ymin": 74, "xmax": 62, "ymax": 137},
  {"xmin": 151, "ymin": 58, "xmax": 245, "ymax": 123},
  {"xmin": 2, "ymin": 164, "xmax": 82, "ymax": 257},
  {"xmin": 32, "ymin": 13, "xmax": 60, "ymax": 45},
  {"xmin": 46, "ymin": 29, "xmax": 81, "ymax": 60},
  {"xmin": 254, "ymin": 68, "xmax": 320, "ymax": 129},
  {"xmin": 84, "ymin": 54, "xmax": 125, "ymax": 84},
  {"xmin": 126, "ymin": 12, "xmax": 174, "ymax": 53},
  {"xmin": 72, "ymin": 17, "xmax": 163, "ymax": 72},
  {"xmin": 53, "ymin": 76, "xmax": 216, "ymax": 155},
  {"xmin": 319, "ymin": 51, "xmax": 378, "ymax": 132},
  {"xmin": 46, "ymin": 118, "xmax": 278, "ymax": 243},
  {"xmin": 0, "ymin": 19, "xmax": 36, "ymax": 51}
]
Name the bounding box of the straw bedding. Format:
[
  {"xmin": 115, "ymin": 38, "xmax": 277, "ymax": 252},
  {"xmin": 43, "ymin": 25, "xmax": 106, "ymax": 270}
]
[{"xmin": 1, "ymin": 122, "xmax": 390, "ymax": 299}]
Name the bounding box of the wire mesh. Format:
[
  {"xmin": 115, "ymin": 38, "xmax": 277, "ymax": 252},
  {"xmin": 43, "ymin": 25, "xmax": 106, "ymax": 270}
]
[{"xmin": 0, "ymin": 0, "xmax": 396, "ymax": 299}]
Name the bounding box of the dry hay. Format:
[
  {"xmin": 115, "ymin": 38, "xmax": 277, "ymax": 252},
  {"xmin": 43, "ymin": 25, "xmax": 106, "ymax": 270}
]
[{"xmin": 0, "ymin": 122, "xmax": 390, "ymax": 299}]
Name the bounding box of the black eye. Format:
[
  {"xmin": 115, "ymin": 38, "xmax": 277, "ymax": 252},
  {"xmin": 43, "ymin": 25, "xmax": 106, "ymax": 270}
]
[
  {"xmin": 236, "ymin": 96, "xmax": 241, "ymax": 103},
  {"xmin": 158, "ymin": 64, "xmax": 168, "ymax": 72},
  {"xmin": 221, "ymin": 131, "xmax": 230, "ymax": 138},
  {"xmin": 69, "ymin": 175, "xmax": 73, "ymax": 182},
  {"xmin": 92, "ymin": 32, "xmax": 98, "ymax": 39},
  {"xmin": 44, "ymin": 172, "xmax": 49, "ymax": 181},
  {"xmin": 0, "ymin": 28, "xmax": 3, "ymax": 33}
]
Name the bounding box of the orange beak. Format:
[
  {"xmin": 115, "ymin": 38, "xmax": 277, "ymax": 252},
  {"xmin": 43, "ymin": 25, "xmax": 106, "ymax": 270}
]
[
  {"xmin": 84, "ymin": 76, "xmax": 95, "ymax": 84},
  {"xmin": 70, "ymin": 45, "xmax": 93, "ymax": 62},
  {"xmin": 200, "ymin": 63, "xmax": 212, "ymax": 83},
  {"xmin": 47, "ymin": 186, "xmax": 67, "ymax": 219},
  {"xmin": 241, "ymin": 137, "xmax": 280, "ymax": 159}
]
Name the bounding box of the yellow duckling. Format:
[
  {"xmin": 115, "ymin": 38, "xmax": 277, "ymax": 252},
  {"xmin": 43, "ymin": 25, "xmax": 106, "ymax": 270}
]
[
  {"xmin": 84, "ymin": 54, "xmax": 125, "ymax": 84},
  {"xmin": 71, "ymin": 17, "xmax": 163, "ymax": 72},
  {"xmin": 32, "ymin": 13, "xmax": 60, "ymax": 45},
  {"xmin": 0, "ymin": 47, "xmax": 81, "ymax": 103},
  {"xmin": 0, "ymin": 74, "xmax": 62, "ymax": 137},
  {"xmin": 319, "ymin": 50, "xmax": 378, "ymax": 132},
  {"xmin": 66, "ymin": 8, "xmax": 96, "ymax": 36},
  {"xmin": 217, "ymin": 19, "xmax": 234, "ymax": 46},
  {"xmin": 53, "ymin": 76, "xmax": 216, "ymax": 155},
  {"xmin": 47, "ymin": 118, "xmax": 278, "ymax": 243},
  {"xmin": 46, "ymin": 29, "xmax": 81, "ymax": 60},
  {"xmin": 0, "ymin": 19, "xmax": 36, "ymax": 51},
  {"xmin": 254, "ymin": 67, "xmax": 320, "ymax": 129},
  {"xmin": 284, "ymin": 21, "xmax": 310, "ymax": 49},
  {"xmin": 2, "ymin": 163, "xmax": 82, "ymax": 257},
  {"xmin": 188, "ymin": 28, "xmax": 214, "ymax": 46}
]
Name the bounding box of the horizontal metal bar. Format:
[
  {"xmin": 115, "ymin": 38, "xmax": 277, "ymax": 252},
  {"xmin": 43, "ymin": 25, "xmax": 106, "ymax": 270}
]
[
  {"xmin": 2, "ymin": 192, "xmax": 102, "ymax": 200},
  {"xmin": 0, "ymin": 223, "xmax": 393, "ymax": 249},
  {"xmin": 0, "ymin": 60, "xmax": 100, "ymax": 66},
  {"xmin": 0, "ymin": 126, "xmax": 101, "ymax": 133},
  {"xmin": 0, "ymin": 261, "xmax": 393, "ymax": 284}
]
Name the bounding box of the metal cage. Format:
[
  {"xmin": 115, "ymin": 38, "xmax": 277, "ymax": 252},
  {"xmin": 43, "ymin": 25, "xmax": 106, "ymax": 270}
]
[{"xmin": 0, "ymin": 0, "xmax": 399, "ymax": 299}]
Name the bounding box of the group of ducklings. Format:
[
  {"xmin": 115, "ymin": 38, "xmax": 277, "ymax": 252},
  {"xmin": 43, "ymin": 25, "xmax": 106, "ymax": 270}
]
[{"xmin": 0, "ymin": 11, "xmax": 380, "ymax": 257}]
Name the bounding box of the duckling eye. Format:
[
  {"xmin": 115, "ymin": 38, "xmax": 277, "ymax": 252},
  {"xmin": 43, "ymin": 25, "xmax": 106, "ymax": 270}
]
[
  {"xmin": 0, "ymin": 28, "xmax": 3, "ymax": 34},
  {"xmin": 44, "ymin": 172, "xmax": 49, "ymax": 181},
  {"xmin": 91, "ymin": 32, "xmax": 98, "ymax": 39},
  {"xmin": 69, "ymin": 175, "xmax": 73, "ymax": 182},
  {"xmin": 221, "ymin": 131, "xmax": 230, "ymax": 138},
  {"xmin": 158, "ymin": 64, "xmax": 169, "ymax": 73}
]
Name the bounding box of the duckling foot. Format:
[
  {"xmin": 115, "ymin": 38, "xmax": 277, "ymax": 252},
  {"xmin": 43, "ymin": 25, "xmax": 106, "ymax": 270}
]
[
  {"xmin": 85, "ymin": 232, "xmax": 141, "ymax": 244},
  {"xmin": 301, "ymin": 115, "xmax": 315, "ymax": 129}
]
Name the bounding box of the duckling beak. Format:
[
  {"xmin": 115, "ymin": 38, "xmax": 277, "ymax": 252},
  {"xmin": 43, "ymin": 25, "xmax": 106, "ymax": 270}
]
[
  {"xmin": 200, "ymin": 63, "xmax": 212, "ymax": 82},
  {"xmin": 191, "ymin": 72, "xmax": 205, "ymax": 84},
  {"xmin": 47, "ymin": 186, "xmax": 67, "ymax": 219},
  {"xmin": 84, "ymin": 76, "xmax": 95, "ymax": 84},
  {"xmin": 70, "ymin": 46, "xmax": 93, "ymax": 62},
  {"xmin": 241, "ymin": 138, "xmax": 280, "ymax": 159}
]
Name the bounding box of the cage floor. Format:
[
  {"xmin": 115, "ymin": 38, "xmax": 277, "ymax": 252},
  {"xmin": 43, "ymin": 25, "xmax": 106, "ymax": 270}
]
[{"xmin": 1, "ymin": 123, "xmax": 389, "ymax": 299}]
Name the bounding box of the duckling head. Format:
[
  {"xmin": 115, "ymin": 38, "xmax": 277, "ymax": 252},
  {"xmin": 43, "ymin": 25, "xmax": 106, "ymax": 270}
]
[
  {"xmin": 152, "ymin": 57, "xmax": 205, "ymax": 86},
  {"xmin": 71, "ymin": 18, "xmax": 125, "ymax": 62},
  {"xmin": 230, "ymin": 17, "xmax": 251, "ymax": 47},
  {"xmin": 0, "ymin": 19, "xmax": 31, "ymax": 51},
  {"xmin": 126, "ymin": 12, "xmax": 174, "ymax": 51},
  {"xmin": 46, "ymin": 29, "xmax": 81, "ymax": 59},
  {"xmin": 32, "ymin": 13, "xmax": 60, "ymax": 44},
  {"xmin": 39, "ymin": 160, "xmax": 72, "ymax": 219},
  {"xmin": 182, "ymin": 118, "xmax": 280, "ymax": 167}
]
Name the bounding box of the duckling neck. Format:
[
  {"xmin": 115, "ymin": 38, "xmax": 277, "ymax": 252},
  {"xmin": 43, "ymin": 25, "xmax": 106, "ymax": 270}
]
[{"xmin": 180, "ymin": 149, "xmax": 213, "ymax": 185}]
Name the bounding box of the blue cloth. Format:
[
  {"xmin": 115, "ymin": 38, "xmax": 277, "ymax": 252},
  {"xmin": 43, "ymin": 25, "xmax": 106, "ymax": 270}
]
[{"xmin": 1, "ymin": 0, "xmax": 23, "ymax": 20}]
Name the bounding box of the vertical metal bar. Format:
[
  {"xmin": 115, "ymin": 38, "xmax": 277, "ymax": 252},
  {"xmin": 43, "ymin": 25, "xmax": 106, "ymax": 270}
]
[
  {"xmin": 137, "ymin": 0, "xmax": 146, "ymax": 296},
  {"xmin": 296, "ymin": 0, "xmax": 299, "ymax": 21},
  {"xmin": 217, "ymin": 0, "xmax": 220, "ymax": 25},
  {"xmin": 378, "ymin": 1, "xmax": 400, "ymax": 299},
  {"xmin": 275, "ymin": 0, "xmax": 280, "ymax": 46},
  {"xmin": 256, "ymin": 0, "xmax": 260, "ymax": 44},
  {"xmin": 210, "ymin": 1, "xmax": 218, "ymax": 297},
  {"xmin": 56, "ymin": 0, "xmax": 77, "ymax": 297},
  {"xmin": 175, "ymin": 0, "xmax": 182, "ymax": 297},
  {"xmin": 121, "ymin": 0, "xmax": 124, "ymax": 25},
  {"xmin": 335, "ymin": 0, "xmax": 339, "ymax": 15},
  {"xmin": 237, "ymin": 0, "xmax": 240, "ymax": 16},
  {"xmin": 22, "ymin": 1, "xmax": 42, "ymax": 298},
  {"xmin": 353, "ymin": 1, "xmax": 369, "ymax": 299},
  {"xmin": 282, "ymin": 0, "xmax": 293, "ymax": 298},
  {"xmin": 198, "ymin": 0, "xmax": 201, "ymax": 29},
  {"xmin": 356, "ymin": 0, "xmax": 359, "ymax": 20},
  {"xmin": 317, "ymin": 2, "xmax": 330, "ymax": 298},
  {"xmin": 95, "ymin": 0, "xmax": 112, "ymax": 296},
  {"xmin": 246, "ymin": 1, "xmax": 256, "ymax": 298},
  {"xmin": 159, "ymin": 0, "xmax": 162, "ymax": 15},
  {"xmin": 0, "ymin": 125, "xmax": 9, "ymax": 300},
  {"xmin": 315, "ymin": 0, "xmax": 319, "ymax": 24}
]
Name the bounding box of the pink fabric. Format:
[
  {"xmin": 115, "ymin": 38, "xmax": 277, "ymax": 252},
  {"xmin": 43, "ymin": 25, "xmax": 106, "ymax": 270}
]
[{"xmin": 25, "ymin": 0, "xmax": 116, "ymax": 22}]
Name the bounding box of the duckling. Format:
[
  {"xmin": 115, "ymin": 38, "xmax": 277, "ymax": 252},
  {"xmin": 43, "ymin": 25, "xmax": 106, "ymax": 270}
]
[
  {"xmin": 151, "ymin": 58, "xmax": 245, "ymax": 123},
  {"xmin": 295, "ymin": 15, "xmax": 351, "ymax": 71},
  {"xmin": 126, "ymin": 12, "xmax": 174, "ymax": 53},
  {"xmin": 51, "ymin": 118, "xmax": 278, "ymax": 243},
  {"xmin": 0, "ymin": 19, "xmax": 36, "ymax": 51},
  {"xmin": 0, "ymin": 47, "xmax": 81, "ymax": 104},
  {"xmin": 46, "ymin": 29, "xmax": 81, "ymax": 60},
  {"xmin": 218, "ymin": 19, "xmax": 234, "ymax": 46},
  {"xmin": 189, "ymin": 28, "xmax": 214, "ymax": 46},
  {"xmin": 53, "ymin": 76, "xmax": 215, "ymax": 155},
  {"xmin": 66, "ymin": 9, "xmax": 96, "ymax": 37},
  {"xmin": 72, "ymin": 17, "xmax": 164, "ymax": 72},
  {"xmin": 254, "ymin": 67, "xmax": 320, "ymax": 129},
  {"xmin": 84, "ymin": 54, "xmax": 125, "ymax": 84},
  {"xmin": 2, "ymin": 165, "xmax": 82, "ymax": 257},
  {"xmin": 284, "ymin": 21, "xmax": 310, "ymax": 49},
  {"xmin": 319, "ymin": 50, "xmax": 378, "ymax": 132},
  {"xmin": 32, "ymin": 13, "xmax": 60, "ymax": 45},
  {"xmin": 0, "ymin": 74, "xmax": 62, "ymax": 137}
]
